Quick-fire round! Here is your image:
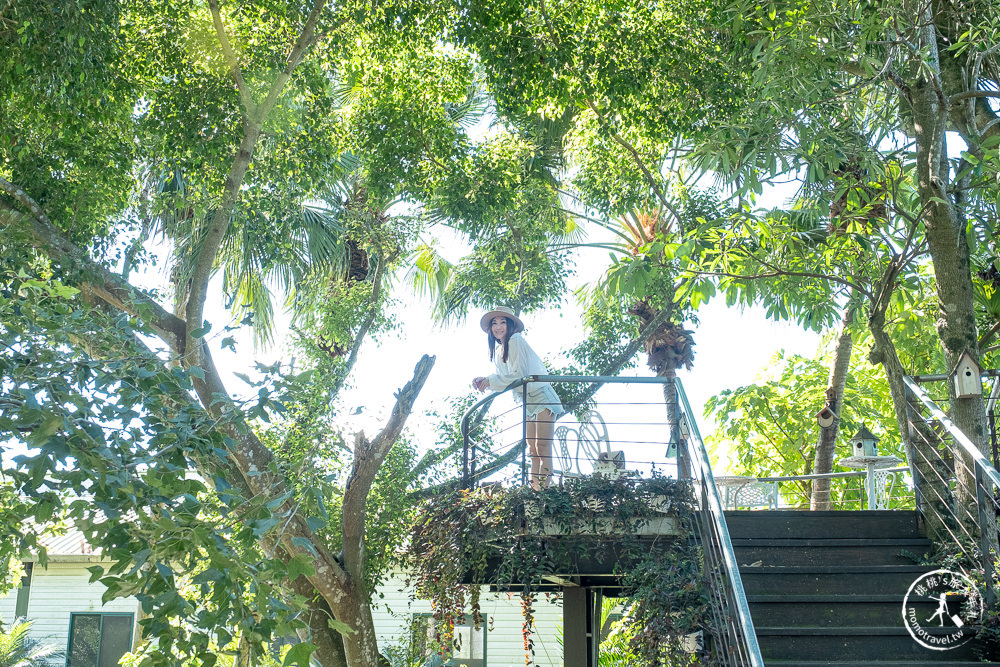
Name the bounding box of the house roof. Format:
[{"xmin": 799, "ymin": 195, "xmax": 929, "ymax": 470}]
[
  {"xmin": 850, "ymin": 424, "xmax": 879, "ymax": 442},
  {"xmin": 38, "ymin": 526, "xmax": 100, "ymax": 557}
]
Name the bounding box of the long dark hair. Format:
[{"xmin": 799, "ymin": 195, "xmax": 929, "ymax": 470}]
[{"xmin": 488, "ymin": 316, "xmax": 515, "ymax": 363}]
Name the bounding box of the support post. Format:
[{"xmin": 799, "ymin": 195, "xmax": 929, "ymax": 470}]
[
  {"xmin": 564, "ymin": 587, "xmax": 589, "ymax": 667},
  {"xmin": 522, "ymin": 383, "xmax": 528, "ymax": 486},
  {"xmin": 589, "ymin": 588, "xmax": 603, "ymax": 666}
]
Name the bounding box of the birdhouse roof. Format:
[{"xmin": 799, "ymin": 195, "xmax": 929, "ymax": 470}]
[
  {"xmin": 850, "ymin": 425, "xmax": 879, "ymax": 442},
  {"xmin": 949, "ymin": 349, "xmax": 980, "ymax": 375}
]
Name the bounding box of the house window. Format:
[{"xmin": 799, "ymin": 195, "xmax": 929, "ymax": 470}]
[
  {"xmin": 14, "ymin": 562, "xmax": 32, "ymax": 617},
  {"xmin": 67, "ymin": 613, "xmax": 134, "ymax": 667},
  {"xmin": 410, "ymin": 614, "xmax": 486, "ymax": 667}
]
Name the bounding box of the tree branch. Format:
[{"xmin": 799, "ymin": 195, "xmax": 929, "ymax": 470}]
[
  {"xmin": 0, "ymin": 175, "xmax": 54, "ymax": 226},
  {"xmin": 330, "ymin": 255, "xmax": 387, "ymax": 398},
  {"xmin": 55, "ymin": 302, "xmax": 353, "ymax": 606},
  {"xmin": 979, "ymin": 319, "xmax": 1000, "ymax": 350},
  {"xmin": 341, "ymin": 355, "xmax": 435, "ymax": 579},
  {"xmin": 950, "ymin": 90, "xmax": 1000, "ymax": 103},
  {"xmin": 678, "ymin": 265, "xmax": 872, "ymax": 301},
  {"xmin": 208, "ymin": 0, "xmax": 255, "ymax": 115},
  {"xmin": 583, "ymin": 99, "xmax": 684, "ymax": 231},
  {"xmin": 184, "ymin": 0, "xmax": 327, "ymax": 363},
  {"xmin": 0, "ymin": 202, "xmax": 187, "ymax": 353}
]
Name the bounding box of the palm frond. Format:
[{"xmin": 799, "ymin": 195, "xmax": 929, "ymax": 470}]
[
  {"xmin": 404, "ymin": 242, "xmax": 456, "ymax": 321},
  {"xmin": 0, "ymin": 618, "xmax": 62, "ymax": 667},
  {"xmin": 445, "ymin": 80, "xmax": 491, "ymax": 129}
]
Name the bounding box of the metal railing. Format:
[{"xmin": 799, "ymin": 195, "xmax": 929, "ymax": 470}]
[
  {"xmin": 676, "ymin": 379, "xmax": 765, "ymax": 667},
  {"xmin": 460, "ymin": 375, "xmax": 764, "ymax": 666},
  {"xmin": 460, "ymin": 375, "xmax": 683, "ymax": 488},
  {"xmin": 903, "ymin": 376, "xmax": 1000, "ymax": 605},
  {"xmin": 717, "ymin": 468, "xmax": 914, "ymax": 510}
]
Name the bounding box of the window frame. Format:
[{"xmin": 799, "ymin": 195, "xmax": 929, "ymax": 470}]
[
  {"xmin": 65, "ymin": 612, "xmax": 135, "ymax": 667},
  {"xmin": 411, "ymin": 613, "xmax": 487, "ymax": 667}
]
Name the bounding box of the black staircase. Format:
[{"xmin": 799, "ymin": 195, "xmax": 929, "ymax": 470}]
[{"xmin": 727, "ymin": 510, "xmax": 986, "ymax": 667}]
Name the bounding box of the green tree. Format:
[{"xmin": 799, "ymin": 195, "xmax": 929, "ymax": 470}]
[
  {"xmin": 687, "ymin": 0, "xmax": 1000, "ymax": 460},
  {"xmin": 705, "ymin": 346, "xmax": 909, "ymax": 508},
  {"xmin": 0, "ymin": 2, "xmax": 502, "ymax": 667}
]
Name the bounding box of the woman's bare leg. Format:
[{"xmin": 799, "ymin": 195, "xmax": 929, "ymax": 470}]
[
  {"xmin": 527, "ymin": 409, "xmax": 555, "ymax": 489},
  {"xmin": 526, "ymin": 418, "xmax": 541, "ymax": 490}
]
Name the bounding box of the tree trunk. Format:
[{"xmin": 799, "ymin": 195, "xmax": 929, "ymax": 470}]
[
  {"xmin": 868, "ymin": 310, "xmax": 952, "ymax": 541},
  {"xmin": 811, "ymin": 308, "xmax": 854, "ymax": 510},
  {"xmin": 330, "ymin": 581, "xmax": 391, "ymax": 667},
  {"xmin": 908, "ymin": 5, "xmax": 987, "ymax": 511},
  {"xmin": 662, "ymin": 371, "xmax": 687, "ymax": 476},
  {"xmin": 286, "ymin": 569, "xmax": 348, "ymax": 667}
]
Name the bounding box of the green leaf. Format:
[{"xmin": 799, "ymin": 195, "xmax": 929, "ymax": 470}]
[
  {"xmin": 287, "ymin": 553, "xmax": 316, "ymax": 582},
  {"xmin": 291, "ymin": 536, "xmax": 319, "ymax": 557},
  {"xmin": 327, "ymin": 618, "xmax": 357, "ymax": 636},
  {"xmin": 282, "ymin": 642, "xmax": 317, "ymax": 667},
  {"xmin": 29, "ymin": 413, "xmax": 62, "ymax": 444}
]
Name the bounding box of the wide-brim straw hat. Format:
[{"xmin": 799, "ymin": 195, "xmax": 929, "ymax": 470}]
[{"xmin": 480, "ymin": 306, "xmax": 524, "ymax": 334}]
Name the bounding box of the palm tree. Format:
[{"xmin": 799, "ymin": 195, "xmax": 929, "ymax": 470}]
[{"xmin": 0, "ymin": 617, "xmax": 62, "ymax": 667}]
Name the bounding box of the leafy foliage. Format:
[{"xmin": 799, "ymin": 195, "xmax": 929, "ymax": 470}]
[
  {"xmin": 0, "ymin": 618, "xmax": 62, "ymax": 667},
  {"xmin": 705, "ymin": 346, "xmax": 911, "ymax": 508},
  {"xmin": 404, "ymin": 475, "xmax": 707, "ymax": 665}
]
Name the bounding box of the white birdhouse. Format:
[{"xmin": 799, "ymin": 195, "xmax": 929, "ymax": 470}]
[
  {"xmin": 849, "ymin": 425, "xmax": 879, "ymax": 457},
  {"xmin": 952, "ymin": 351, "xmax": 982, "ymax": 399}
]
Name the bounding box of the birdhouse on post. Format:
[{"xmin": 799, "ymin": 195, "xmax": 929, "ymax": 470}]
[
  {"xmin": 849, "ymin": 426, "xmax": 879, "ymax": 457},
  {"xmin": 952, "ymin": 351, "xmax": 982, "ymax": 399}
]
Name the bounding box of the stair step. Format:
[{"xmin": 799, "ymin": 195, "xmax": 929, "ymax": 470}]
[
  {"xmin": 732, "ymin": 538, "xmax": 932, "ymax": 566},
  {"xmin": 740, "ymin": 565, "xmax": 936, "ymax": 595},
  {"xmin": 748, "ymin": 595, "xmax": 937, "ymax": 626},
  {"xmin": 756, "ymin": 627, "xmax": 979, "ymax": 661},
  {"xmin": 726, "ymin": 510, "xmax": 923, "ymax": 540}
]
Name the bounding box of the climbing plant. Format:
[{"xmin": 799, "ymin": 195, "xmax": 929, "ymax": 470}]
[{"xmin": 404, "ymin": 474, "xmax": 709, "ymax": 665}]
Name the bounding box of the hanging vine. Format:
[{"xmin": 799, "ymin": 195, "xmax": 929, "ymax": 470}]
[{"xmin": 404, "ymin": 473, "xmax": 711, "ymax": 665}]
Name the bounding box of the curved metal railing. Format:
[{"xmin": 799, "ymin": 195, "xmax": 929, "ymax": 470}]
[
  {"xmin": 460, "ymin": 374, "xmax": 681, "ymax": 488},
  {"xmin": 460, "ymin": 374, "xmax": 765, "ymax": 666}
]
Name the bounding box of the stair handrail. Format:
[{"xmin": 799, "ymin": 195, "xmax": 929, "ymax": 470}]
[
  {"xmin": 904, "ymin": 377, "xmax": 1000, "ymax": 490},
  {"xmin": 675, "ymin": 378, "xmax": 765, "ymax": 667},
  {"xmin": 903, "ymin": 376, "xmax": 1000, "ymax": 605}
]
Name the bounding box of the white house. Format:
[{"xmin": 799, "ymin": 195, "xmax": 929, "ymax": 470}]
[
  {"xmin": 1, "ymin": 531, "xmax": 565, "ymax": 667},
  {"xmin": 0, "ymin": 531, "xmax": 142, "ymax": 667}
]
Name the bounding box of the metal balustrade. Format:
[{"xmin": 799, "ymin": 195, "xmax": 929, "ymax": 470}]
[
  {"xmin": 460, "ymin": 375, "xmax": 765, "ymax": 667},
  {"xmin": 460, "ymin": 375, "xmax": 684, "ymax": 488},
  {"xmin": 903, "ymin": 376, "xmax": 1000, "ymax": 606}
]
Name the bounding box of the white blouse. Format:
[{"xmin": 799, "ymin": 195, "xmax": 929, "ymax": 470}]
[{"xmin": 487, "ymin": 332, "xmax": 563, "ymax": 418}]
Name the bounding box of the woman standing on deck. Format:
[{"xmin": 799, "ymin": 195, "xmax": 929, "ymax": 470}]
[{"xmin": 472, "ymin": 306, "xmax": 562, "ymax": 490}]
